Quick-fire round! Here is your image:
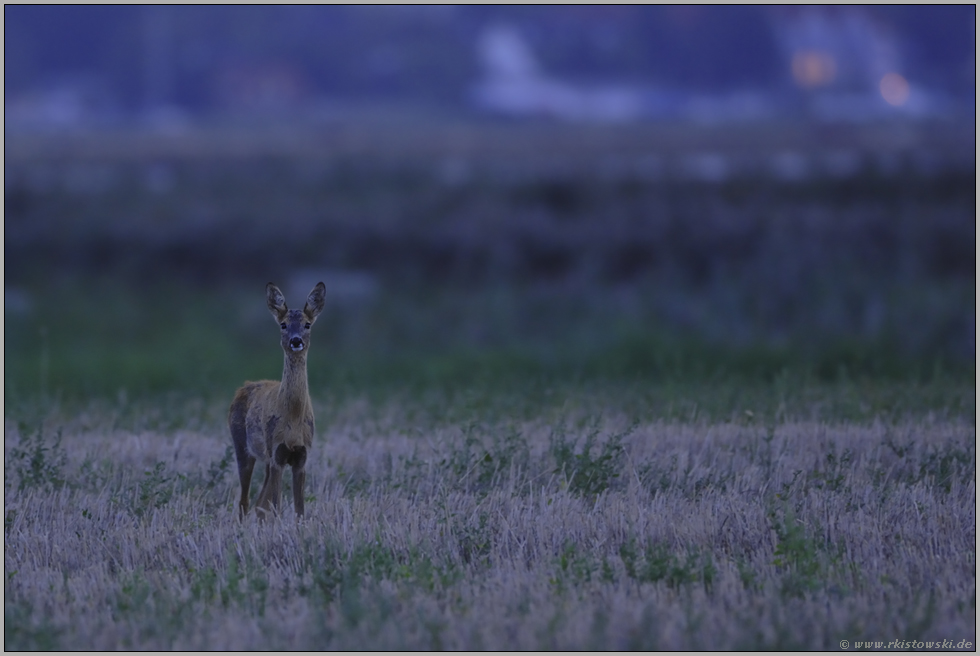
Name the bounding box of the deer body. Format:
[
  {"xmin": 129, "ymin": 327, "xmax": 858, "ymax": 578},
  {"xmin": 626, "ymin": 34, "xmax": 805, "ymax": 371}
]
[{"xmin": 229, "ymin": 282, "xmax": 325, "ymax": 519}]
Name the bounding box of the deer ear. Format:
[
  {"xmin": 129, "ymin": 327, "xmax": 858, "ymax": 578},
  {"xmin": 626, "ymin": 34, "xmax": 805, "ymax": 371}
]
[
  {"xmin": 267, "ymin": 283, "xmax": 288, "ymax": 321},
  {"xmin": 304, "ymin": 282, "xmax": 326, "ymax": 320}
]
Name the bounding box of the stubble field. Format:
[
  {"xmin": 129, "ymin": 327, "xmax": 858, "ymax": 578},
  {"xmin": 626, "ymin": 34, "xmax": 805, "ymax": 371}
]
[{"xmin": 4, "ymin": 381, "xmax": 975, "ymax": 650}]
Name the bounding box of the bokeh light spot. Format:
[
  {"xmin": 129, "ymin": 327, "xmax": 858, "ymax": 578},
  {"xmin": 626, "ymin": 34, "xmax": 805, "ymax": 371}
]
[
  {"xmin": 791, "ymin": 50, "xmax": 836, "ymax": 89},
  {"xmin": 879, "ymin": 72, "xmax": 910, "ymax": 106}
]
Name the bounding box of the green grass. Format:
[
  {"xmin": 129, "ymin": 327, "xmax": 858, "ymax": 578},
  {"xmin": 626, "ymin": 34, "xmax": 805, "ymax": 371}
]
[{"xmin": 4, "ymin": 278, "xmax": 973, "ymax": 421}]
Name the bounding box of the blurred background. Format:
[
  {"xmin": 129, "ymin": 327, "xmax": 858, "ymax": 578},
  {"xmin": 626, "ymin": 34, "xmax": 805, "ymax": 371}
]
[{"xmin": 4, "ymin": 5, "xmax": 976, "ymax": 401}]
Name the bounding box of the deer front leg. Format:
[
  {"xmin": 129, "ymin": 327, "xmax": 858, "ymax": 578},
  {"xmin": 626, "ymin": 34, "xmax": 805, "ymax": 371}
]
[
  {"xmin": 274, "ymin": 444, "xmax": 308, "ymax": 517},
  {"xmin": 292, "ymin": 446, "xmax": 308, "ymax": 517},
  {"xmin": 292, "ymin": 466, "xmax": 306, "ymax": 517},
  {"xmin": 254, "ymin": 461, "xmax": 284, "ymax": 519}
]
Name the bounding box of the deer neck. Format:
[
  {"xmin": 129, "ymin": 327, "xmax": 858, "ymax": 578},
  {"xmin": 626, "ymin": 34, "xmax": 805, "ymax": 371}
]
[{"xmin": 277, "ymin": 351, "xmax": 311, "ymax": 419}]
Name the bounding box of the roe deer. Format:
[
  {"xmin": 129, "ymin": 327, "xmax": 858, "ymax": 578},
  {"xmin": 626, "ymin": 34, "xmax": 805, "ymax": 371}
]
[{"xmin": 229, "ymin": 281, "xmax": 325, "ymax": 519}]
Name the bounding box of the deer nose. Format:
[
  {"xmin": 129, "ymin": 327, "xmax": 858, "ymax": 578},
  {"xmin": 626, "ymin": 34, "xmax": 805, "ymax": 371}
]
[{"xmin": 289, "ymin": 336, "xmax": 304, "ymax": 351}]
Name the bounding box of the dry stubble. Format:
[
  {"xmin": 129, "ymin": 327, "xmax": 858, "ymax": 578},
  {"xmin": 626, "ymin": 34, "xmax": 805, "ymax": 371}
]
[{"xmin": 4, "ymin": 397, "xmax": 975, "ymax": 649}]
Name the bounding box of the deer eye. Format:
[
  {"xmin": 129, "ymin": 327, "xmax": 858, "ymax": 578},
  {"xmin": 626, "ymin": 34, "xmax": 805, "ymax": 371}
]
[
  {"xmin": 304, "ymin": 323, "xmax": 311, "ymax": 330},
  {"xmin": 280, "ymin": 323, "xmax": 287, "ymax": 329}
]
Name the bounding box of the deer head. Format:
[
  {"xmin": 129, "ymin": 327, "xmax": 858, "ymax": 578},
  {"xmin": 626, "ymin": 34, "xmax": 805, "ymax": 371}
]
[{"xmin": 266, "ymin": 282, "xmax": 326, "ymax": 356}]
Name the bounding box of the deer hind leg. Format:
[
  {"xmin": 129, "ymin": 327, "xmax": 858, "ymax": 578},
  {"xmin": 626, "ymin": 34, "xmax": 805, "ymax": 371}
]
[
  {"xmin": 229, "ymin": 390, "xmax": 255, "ymax": 518},
  {"xmin": 237, "ymin": 454, "xmax": 256, "ymax": 518}
]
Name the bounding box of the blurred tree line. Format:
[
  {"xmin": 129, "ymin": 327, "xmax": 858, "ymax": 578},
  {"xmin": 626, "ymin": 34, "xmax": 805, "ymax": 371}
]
[
  {"xmin": 5, "ymin": 5, "xmax": 975, "ymax": 114},
  {"xmin": 5, "ymin": 121, "xmax": 974, "ymax": 371}
]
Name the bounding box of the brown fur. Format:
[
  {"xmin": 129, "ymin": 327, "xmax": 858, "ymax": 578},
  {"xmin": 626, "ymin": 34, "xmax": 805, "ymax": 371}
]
[{"xmin": 229, "ymin": 282, "xmax": 325, "ymax": 519}]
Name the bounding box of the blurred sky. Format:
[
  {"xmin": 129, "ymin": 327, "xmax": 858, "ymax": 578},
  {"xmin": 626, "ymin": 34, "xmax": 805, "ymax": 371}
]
[{"xmin": 4, "ymin": 5, "xmax": 975, "ymax": 127}]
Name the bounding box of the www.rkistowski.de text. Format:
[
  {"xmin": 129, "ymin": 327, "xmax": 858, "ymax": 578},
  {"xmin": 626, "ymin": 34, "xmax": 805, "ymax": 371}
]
[{"xmin": 840, "ymin": 639, "xmax": 973, "ymax": 650}]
